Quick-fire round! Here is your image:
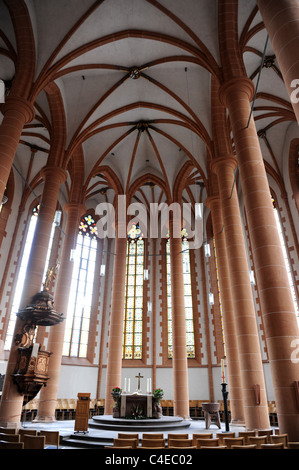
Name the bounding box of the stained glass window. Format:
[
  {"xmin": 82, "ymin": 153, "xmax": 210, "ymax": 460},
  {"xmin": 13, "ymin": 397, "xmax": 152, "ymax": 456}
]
[
  {"xmin": 272, "ymin": 198, "xmax": 299, "ymax": 323},
  {"xmin": 166, "ymin": 229, "xmax": 195, "ymax": 358},
  {"xmin": 122, "ymin": 223, "xmax": 144, "ymax": 359},
  {"xmin": 63, "ymin": 215, "xmax": 98, "ymax": 357}
]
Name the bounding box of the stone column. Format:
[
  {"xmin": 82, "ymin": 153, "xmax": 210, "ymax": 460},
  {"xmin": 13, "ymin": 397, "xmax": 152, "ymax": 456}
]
[
  {"xmin": 35, "ymin": 202, "xmax": 85, "ymax": 422},
  {"xmin": 256, "ymin": 0, "xmax": 299, "ymax": 123},
  {"xmin": 0, "ymin": 96, "xmax": 34, "ymax": 204},
  {"xmin": 221, "ymin": 77, "xmax": 299, "ymax": 440},
  {"xmin": 206, "ymin": 195, "xmax": 245, "ymax": 425},
  {"xmin": 169, "ymin": 230, "xmax": 190, "ymax": 419},
  {"xmin": 104, "ymin": 223, "xmax": 127, "ymax": 415},
  {"xmin": 0, "ymin": 166, "xmax": 66, "ymax": 428},
  {"xmin": 212, "ymin": 155, "xmax": 270, "ymax": 430}
]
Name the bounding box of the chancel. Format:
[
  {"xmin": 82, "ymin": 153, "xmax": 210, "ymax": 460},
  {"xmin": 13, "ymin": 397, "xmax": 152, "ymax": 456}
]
[{"xmin": 0, "ymin": 0, "xmax": 298, "ymax": 448}]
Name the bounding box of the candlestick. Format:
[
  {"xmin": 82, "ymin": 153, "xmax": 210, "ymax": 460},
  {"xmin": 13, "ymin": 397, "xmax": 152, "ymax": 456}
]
[{"xmin": 221, "ymin": 359, "xmax": 225, "ymax": 383}]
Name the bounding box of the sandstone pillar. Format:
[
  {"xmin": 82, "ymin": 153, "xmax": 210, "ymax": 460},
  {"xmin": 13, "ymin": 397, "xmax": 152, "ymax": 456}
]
[
  {"xmin": 257, "ymin": 0, "xmax": 299, "ymax": 123},
  {"xmin": 35, "ymin": 202, "xmax": 85, "ymax": 422},
  {"xmin": 104, "ymin": 223, "xmax": 127, "ymax": 414},
  {"xmin": 169, "ymin": 231, "xmax": 190, "ymax": 419},
  {"xmin": 0, "ymin": 96, "xmax": 34, "ymax": 204},
  {"xmin": 220, "ymin": 78, "xmax": 299, "ymax": 439},
  {"xmin": 212, "ymin": 155, "xmax": 270, "ymax": 430},
  {"xmin": 206, "ymin": 195, "xmax": 245, "ymax": 425},
  {"xmin": 0, "ymin": 166, "xmax": 66, "ymax": 428}
]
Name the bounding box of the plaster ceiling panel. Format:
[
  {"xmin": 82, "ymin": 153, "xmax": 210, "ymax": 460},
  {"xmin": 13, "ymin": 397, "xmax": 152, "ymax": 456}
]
[
  {"xmin": 32, "ymin": 0, "xmax": 95, "ymax": 77},
  {"xmin": 0, "ymin": 56, "xmax": 15, "ymax": 82},
  {"xmin": 143, "ymin": 62, "xmax": 212, "ymax": 135},
  {"xmin": 80, "ymin": 72, "xmax": 198, "ymax": 134},
  {"xmin": 238, "ymin": 0, "xmax": 260, "ymax": 37},
  {"xmin": 57, "ymin": 70, "xmax": 125, "ymax": 145},
  {"xmin": 53, "ymin": 0, "xmax": 201, "ymax": 67},
  {"xmin": 151, "ymin": 121, "xmax": 207, "ymax": 175},
  {"xmin": 0, "ymin": 1, "xmax": 17, "ymax": 51},
  {"xmin": 158, "ymin": 0, "xmax": 220, "ymax": 63},
  {"xmin": 58, "ymin": 37, "xmax": 195, "ymax": 78}
]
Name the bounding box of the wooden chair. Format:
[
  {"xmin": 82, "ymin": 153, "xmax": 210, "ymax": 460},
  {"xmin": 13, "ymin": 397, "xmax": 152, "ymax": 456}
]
[
  {"xmin": 0, "ymin": 433, "xmax": 20, "ymax": 442},
  {"xmin": 257, "ymin": 429, "xmax": 273, "ymax": 443},
  {"xmin": 141, "ymin": 439, "xmax": 165, "ymax": 448},
  {"xmin": 142, "ymin": 433, "xmax": 164, "ymax": 439},
  {"xmin": 113, "ymin": 438, "xmax": 138, "ymax": 448},
  {"xmin": 238, "ymin": 431, "xmax": 256, "ymax": 444},
  {"xmin": 288, "ymin": 442, "xmax": 299, "ymax": 449},
  {"xmin": 196, "ymin": 438, "xmax": 219, "ymax": 448},
  {"xmin": 231, "ymin": 444, "xmax": 257, "ymax": 449},
  {"xmin": 19, "ymin": 428, "xmax": 38, "ymax": 441},
  {"xmin": 168, "ymin": 439, "xmax": 194, "ymax": 448},
  {"xmin": 118, "ymin": 433, "xmax": 139, "ymax": 440},
  {"xmin": 22, "ymin": 434, "xmax": 45, "ymax": 449},
  {"xmin": 216, "ymin": 431, "xmax": 235, "ymax": 445},
  {"xmin": 192, "ymin": 433, "xmax": 213, "ymax": 446},
  {"xmin": 0, "ymin": 427, "xmax": 17, "ymax": 434},
  {"xmin": 167, "ymin": 433, "xmax": 189, "ymax": 445},
  {"xmin": 200, "ymin": 445, "xmax": 227, "ymax": 449},
  {"xmin": 105, "ymin": 446, "xmax": 133, "ymax": 449},
  {"xmin": 0, "ymin": 441, "xmax": 24, "ymax": 449},
  {"xmin": 270, "ymin": 433, "xmax": 288, "ymax": 448},
  {"xmin": 248, "ymin": 435, "xmax": 268, "ymax": 448},
  {"xmin": 39, "ymin": 430, "xmax": 60, "ymax": 449},
  {"xmin": 261, "ymin": 443, "xmax": 284, "ymax": 449},
  {"xmin": 223, "ymin": 437, "xmax": 244, "ymax": 449}
]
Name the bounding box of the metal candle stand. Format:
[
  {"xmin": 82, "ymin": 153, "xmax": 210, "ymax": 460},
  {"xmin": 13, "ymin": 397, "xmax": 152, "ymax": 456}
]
[{"xmin": 221, "ymin": 382, "xmax": 230, "ymax": 432}]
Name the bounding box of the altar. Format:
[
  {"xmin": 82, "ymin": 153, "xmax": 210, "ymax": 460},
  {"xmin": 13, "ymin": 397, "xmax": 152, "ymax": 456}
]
[{"xmin": 120, "ymin": 393, "xmax": 153, "ymax": 418}]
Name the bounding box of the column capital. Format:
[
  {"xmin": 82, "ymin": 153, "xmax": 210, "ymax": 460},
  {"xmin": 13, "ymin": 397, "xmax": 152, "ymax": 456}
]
[
  {"xmin": 210, "ymin": 155, "xmax": 238, "ymax": 175},
  {"xmin": 41, "ymin": 166, "xmax": 67, "ymax": 185},
  {"xmin": 205, "ymin": 195, "xmax": 220, "ymax": 210},
  {"xmin": 2, "ymin": 95, "xmax": 35, "ymax": 123},
  {"xmin": 219, "ymin": 77, "xmax": 255, "ymax": 107},
  {"xmin": 64, "ymin": 202, "xmax": 86, "ymax": 217}
]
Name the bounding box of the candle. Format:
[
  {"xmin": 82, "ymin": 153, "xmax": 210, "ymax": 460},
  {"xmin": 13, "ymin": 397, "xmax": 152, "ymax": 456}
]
[
  {"xmin": 147, "ymin": 378, "xmax": 149, "ymax": 394},
  {"xmin": 128, "ymin": 378, "xmax": 130, "ymax": 393},
  {"xmin": 124, "ymin": 377, "xmax": 127, "ymax": 393},
  {"xmin": 149, "ymin": 378, "xmax": 152, "ymax": 394},
  {"xmin": 221, "ymin": 359, "xmax": 225, "ymax": 383}
]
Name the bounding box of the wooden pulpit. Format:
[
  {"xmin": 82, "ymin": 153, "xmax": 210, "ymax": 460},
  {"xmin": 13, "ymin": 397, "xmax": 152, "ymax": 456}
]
[{"xmin": 74, "ymin": 393, "xmax": 90, "ymax": 433}]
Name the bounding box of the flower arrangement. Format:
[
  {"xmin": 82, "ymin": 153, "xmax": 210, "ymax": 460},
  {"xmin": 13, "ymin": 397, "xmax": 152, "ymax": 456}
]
[
  {"xmin": 111, "ymin": 387, "xmax": 122, "ymax": 408},
  {"xmin": 153, "ymin": 388, "xmax": 164, "ymax": 403},
  {"xmin": 128, "ymin": 405, "xmax": 145, "ymax": 420}
]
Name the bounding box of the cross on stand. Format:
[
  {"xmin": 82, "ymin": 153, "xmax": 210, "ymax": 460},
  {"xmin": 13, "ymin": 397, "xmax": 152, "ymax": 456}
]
[{"xmin": 135, "ymin": 372, "xmax": 143, "ymax": 393}]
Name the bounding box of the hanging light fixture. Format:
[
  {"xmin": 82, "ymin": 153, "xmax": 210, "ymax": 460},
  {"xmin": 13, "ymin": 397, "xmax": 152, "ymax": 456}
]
[
  {"xmin": 204, "ymin": 243, "xmax": 211, "ymax": 257},
  {"xmin": 54, "ymin": 210, "xmax": 62, "ymax": 226},
  {"xmin": 100, "ymin": 264, "xmax": 106, "ymax": 277}
]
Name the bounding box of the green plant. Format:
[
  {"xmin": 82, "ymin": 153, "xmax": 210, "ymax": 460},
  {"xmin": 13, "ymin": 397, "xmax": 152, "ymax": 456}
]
[
  {"xmin": 111, "ymin": 387, "xmax": 122, "ymax": 408},
  {"xmin": 153, "ymin": 388, "xmax": 164, "ymax": 403}
]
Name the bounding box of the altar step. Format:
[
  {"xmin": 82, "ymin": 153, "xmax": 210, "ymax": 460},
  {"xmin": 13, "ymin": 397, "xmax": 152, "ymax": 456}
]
[{"xmin": 89, "ymin": 415, "xmax": 192, "ymax": 432}]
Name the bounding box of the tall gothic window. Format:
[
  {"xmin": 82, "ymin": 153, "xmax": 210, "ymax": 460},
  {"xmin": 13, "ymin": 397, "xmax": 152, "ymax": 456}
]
[
  {"xmin": 5, "ymin": 204, "xmax": 55, "ymax": 350},
  {"xmin": 122, "ymin": 223, "xmax": 144, "ymax": 359},
  {"xmin": 166, "ymin": 229, "xmax": 195, "ymax": 359},
  {"xmin": 63, "ymin": 214, "xmax": 98, "ymax": 357},
  {"xmin": 272, "ymin": 198, "xmax": 299, "ymax": 321}
]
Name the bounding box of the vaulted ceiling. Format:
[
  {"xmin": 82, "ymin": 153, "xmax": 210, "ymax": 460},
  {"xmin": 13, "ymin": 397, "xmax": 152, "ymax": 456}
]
[{"xmin": 0, "ymin": 0, "xmax": 296, "ymax": 214}]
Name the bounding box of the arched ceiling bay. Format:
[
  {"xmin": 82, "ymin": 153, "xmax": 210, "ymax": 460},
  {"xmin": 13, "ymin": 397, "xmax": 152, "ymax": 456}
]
[{"xmin": 0, "ymin": 0, "xmax": 297, "ymax": 211}]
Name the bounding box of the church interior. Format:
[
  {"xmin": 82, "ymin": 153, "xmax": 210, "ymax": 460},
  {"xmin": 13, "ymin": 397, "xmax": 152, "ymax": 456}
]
[{"xmin": 0, "ymin": 0, "xmax": 299, "ymax": 450}]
